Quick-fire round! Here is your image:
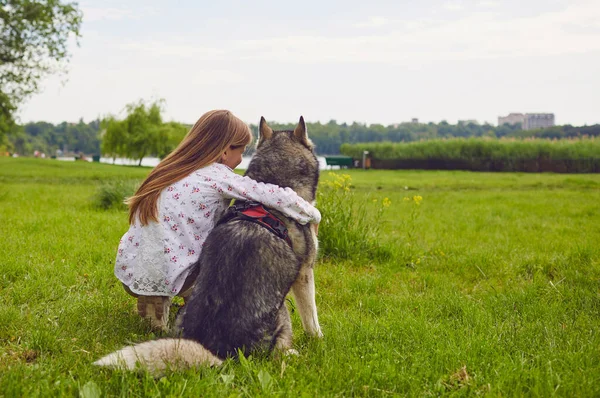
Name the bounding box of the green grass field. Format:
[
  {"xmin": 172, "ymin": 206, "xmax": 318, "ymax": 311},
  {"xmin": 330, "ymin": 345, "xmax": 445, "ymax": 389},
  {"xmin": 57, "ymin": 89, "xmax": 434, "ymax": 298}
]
[{"xmin": 1, "ymin": 157, "xmax": 599, "ymax": 397}]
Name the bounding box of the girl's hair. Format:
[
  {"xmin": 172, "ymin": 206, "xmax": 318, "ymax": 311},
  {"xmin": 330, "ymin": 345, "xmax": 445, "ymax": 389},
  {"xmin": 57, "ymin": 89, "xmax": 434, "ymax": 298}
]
[{"xmin": 126, "ymin": 110, "xmax": 252, "ymax": 225}]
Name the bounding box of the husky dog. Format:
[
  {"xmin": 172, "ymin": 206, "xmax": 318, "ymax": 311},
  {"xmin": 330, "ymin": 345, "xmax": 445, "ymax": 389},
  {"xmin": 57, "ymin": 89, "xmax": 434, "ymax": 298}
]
[{"xmin": 94, "ymin": 117, "xmax": 322, "ymax": 374}]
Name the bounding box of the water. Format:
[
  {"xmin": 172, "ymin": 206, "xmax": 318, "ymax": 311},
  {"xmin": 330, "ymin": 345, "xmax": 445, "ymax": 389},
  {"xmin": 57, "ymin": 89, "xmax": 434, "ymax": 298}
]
[{"xmin": 90, "ymin": 156, "xmax": 335, "ymax": 170}]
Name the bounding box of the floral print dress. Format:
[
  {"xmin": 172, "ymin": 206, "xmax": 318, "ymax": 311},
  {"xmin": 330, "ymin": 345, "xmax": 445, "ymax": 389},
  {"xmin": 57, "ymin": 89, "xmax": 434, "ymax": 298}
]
[{"xmin": 115, "ymin": 163, "xmax": 321, "ymax": 296}]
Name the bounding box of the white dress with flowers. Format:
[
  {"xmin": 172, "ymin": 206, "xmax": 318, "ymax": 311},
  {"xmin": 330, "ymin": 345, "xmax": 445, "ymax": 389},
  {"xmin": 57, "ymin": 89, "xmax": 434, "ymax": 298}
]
[{"xmin": 115, "ymin": 162, "xmax": 321, "ymax": 296}]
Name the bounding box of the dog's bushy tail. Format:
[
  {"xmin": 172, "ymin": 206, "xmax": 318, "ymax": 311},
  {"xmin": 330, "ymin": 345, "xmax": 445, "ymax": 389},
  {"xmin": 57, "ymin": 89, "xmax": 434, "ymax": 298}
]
[{"xmin": 93, "ymin": 338, "xmax": 222, "ymax": 374}]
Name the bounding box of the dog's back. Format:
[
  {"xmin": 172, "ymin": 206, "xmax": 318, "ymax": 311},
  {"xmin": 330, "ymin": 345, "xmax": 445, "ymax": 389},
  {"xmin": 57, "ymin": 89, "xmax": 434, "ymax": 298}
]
[{"xmin": 180, "ymin": 219, "xmax": 299, "ymax": 357}]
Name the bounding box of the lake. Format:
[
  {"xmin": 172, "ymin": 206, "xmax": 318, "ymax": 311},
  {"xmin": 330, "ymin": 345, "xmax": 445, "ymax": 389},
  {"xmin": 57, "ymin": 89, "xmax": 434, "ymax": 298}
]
[{"xmin": 93, "ymin": 156, "xmax": 336, "ymax": 170}]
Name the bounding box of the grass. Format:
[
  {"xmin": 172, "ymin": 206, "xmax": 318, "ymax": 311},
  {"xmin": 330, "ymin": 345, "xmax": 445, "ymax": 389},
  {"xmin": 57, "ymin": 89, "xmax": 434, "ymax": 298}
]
[{"xmin": 1, "ymin": 157, "xmax": 599, "ymax": 397}]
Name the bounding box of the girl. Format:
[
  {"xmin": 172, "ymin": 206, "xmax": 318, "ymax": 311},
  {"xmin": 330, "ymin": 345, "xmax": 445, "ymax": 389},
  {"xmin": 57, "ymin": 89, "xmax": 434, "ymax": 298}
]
[{"xmin": 115, "ymin": 110, "xmax": 321, "ymax": 330}]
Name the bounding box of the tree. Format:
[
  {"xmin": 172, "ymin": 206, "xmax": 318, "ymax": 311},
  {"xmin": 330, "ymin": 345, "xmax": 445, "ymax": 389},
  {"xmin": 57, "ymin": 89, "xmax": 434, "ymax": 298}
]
[
  {"xmin": 0, "ymin": 0, "xmax": 82, "ymax": 144},
  {"xmin": 159, "ymin": 121, "xmax": 188, "ymax": 158},
  {"xmin": 101, "ymin": 116, "xmax": 127, "ymax": 163},
  {"xmin": 6, "ymin": 118, "xmax": 100, "ymax": 156},
  {"xmin": 100, "ymin": 100, "xmax": 190, "ymax": 165},
  {"xmin": 122, "ymin": 101, "xmax": 165, "ymax": 166}
]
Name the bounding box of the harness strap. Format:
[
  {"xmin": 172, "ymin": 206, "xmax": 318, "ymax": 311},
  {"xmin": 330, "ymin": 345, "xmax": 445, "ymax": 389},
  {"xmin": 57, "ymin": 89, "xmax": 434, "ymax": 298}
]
[{"xmin": 222, "ymin": 201, "xmax": 293, "ymax": 248}]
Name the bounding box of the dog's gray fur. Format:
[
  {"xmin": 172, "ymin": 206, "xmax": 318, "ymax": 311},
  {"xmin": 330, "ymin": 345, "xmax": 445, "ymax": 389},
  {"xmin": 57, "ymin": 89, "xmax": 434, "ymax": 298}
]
[{"xmin": 94, "ymin": 116, "xmax": 322, "ymax": 373}]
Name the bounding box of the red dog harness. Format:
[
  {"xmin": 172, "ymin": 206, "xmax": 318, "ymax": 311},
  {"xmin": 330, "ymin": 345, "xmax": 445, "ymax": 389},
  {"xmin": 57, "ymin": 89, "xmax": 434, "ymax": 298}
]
[{"xmin": 222, "ymin": 201, "xmax": 293, "ymax": 248}]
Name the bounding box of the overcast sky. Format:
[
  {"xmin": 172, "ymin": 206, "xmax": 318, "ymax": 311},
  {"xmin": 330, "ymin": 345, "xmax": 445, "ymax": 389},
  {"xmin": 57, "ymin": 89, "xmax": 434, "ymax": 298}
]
[{"xmin": 16, "ymin": 0, "xmax": 600, "ymax": 127}]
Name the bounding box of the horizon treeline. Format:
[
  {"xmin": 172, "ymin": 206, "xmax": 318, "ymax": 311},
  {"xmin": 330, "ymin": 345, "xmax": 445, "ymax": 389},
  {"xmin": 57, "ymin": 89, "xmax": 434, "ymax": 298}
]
[{"xmin": 5, "ymin": 117, "xmax": 600, "ymax": 157}]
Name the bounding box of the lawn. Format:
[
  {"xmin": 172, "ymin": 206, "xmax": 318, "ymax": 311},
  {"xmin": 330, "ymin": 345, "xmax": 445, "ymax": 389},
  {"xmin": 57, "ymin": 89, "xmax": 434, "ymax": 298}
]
[{"xmin": 1, "ymin": 157, "xmax": 599, "ymax": 397}]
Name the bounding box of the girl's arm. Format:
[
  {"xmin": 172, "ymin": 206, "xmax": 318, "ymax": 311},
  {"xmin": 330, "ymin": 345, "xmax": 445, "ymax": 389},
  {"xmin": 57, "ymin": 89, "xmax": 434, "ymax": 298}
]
[{"xmin": 210, "ymin": 167, "xmax": 321, "ymax": 225}]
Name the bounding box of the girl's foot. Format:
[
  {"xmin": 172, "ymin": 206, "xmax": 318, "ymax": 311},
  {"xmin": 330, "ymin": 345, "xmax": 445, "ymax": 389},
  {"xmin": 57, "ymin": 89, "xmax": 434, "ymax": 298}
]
[{"xmin": 137, "ymin": 296, "xmax": 171, "ymax": 331}]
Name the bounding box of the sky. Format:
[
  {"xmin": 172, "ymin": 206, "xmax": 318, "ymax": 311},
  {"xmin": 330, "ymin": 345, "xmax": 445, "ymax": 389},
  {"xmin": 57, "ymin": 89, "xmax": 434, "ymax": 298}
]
[{"xmin": 16, "ymin": 0, "xmax": 600, "ymax": 127}]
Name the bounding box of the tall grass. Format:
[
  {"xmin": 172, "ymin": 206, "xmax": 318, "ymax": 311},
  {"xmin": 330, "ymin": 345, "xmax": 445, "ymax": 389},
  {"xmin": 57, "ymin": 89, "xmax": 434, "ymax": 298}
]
[
  {"xmin": 341, "ymin": 136, "xmax": 600, "ymax": 172},
  {"xmin": 317, "ymin": 173, "xmax": 394, "ymax": 262}
]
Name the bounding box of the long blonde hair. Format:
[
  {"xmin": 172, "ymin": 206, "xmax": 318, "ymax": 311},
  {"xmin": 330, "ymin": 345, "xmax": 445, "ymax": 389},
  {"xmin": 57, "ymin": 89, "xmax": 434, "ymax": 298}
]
[{"xmin": 127, "ymin": 110, "xmax": 252, "ymax": 225}]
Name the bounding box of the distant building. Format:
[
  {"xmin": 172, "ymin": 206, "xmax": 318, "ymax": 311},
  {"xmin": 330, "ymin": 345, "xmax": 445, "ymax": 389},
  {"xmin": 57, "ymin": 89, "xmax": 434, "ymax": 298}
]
[
  {"xmin": 411, "ymin": 118, "xmax": 419, "ymax": 124},
  {"xmin": 523, "ymin": 113, "xmax": 555, "ymax": 130},
  {"xmin": 458, "ymin": 119, "xmax": 479, "ymax": 126},
  {"xmin": 498, "ymin": 113, "xmax": 525, "ymax": 126},
  {"xmin": 498, "ymin": 113, "xmax": 555, "ymax": 130}
]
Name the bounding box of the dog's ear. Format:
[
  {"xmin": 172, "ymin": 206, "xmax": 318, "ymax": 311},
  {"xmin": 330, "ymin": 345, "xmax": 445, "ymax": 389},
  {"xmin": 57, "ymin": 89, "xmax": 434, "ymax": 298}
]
[
  {"xmin": 258, "ymin": 116, "xmax": 273, "ymax": 146},
  {"xmin": 293, "ymin": 116, "xmax": 312, "ymax": 148}
]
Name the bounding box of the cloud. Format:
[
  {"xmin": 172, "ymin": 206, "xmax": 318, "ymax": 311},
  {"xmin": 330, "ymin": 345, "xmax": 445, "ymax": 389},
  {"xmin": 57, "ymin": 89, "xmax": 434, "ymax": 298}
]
[
  {"xmin": 238, "ymin": 1, "xmax": 600, "ymax": 63},
  {"xmin": 443, "ymin": 1, "xmax": 464, "ymax": 11},
  {"xmin": 16, "ymin": 0, "xmax": 600, "ymax": 127},
  {"xmin": 82, "ymin": 6, "xmax": 133, "ymax": 21},
  {"xmin": 95, "ymin": 1, "xmax": 599, "ymax": 67},
  {"xmin": 81, "ymin": 5, "xmax": 158, "ymax": 22},
  {"xmin": 476, "ymin": 0, "xmax": 500, "ymax": 8},
  {"xmin": 354, "ymin": 16, "xmax": 389, "ymax": 28}
]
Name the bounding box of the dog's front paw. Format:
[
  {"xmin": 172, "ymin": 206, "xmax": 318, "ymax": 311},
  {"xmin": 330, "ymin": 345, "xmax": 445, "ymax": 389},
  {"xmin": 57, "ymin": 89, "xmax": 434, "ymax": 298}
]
[
  {"xmin": 307, "ymin": 327, "xmax": 323, "ymax": 338},
  {"xmin": 285, "ymin": 349, "xmax": 299, "ymax": 357}
]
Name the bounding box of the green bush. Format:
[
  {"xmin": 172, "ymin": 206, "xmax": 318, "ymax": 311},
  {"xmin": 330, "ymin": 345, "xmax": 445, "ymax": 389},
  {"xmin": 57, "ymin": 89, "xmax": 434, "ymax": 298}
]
[
  {"xmin": 92, "ymin": 180, "xmax": 138, "ymax": 210},
  {"xmin": 317, "ymin": 173, "xmax": 394, "ymax": 262}
]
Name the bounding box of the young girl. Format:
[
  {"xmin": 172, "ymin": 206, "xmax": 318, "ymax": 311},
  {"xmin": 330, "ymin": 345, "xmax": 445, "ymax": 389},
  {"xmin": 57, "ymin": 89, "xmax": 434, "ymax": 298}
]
[{"xmin": 115, "ymin": 110, "xmax": 321, "ymax": 330}]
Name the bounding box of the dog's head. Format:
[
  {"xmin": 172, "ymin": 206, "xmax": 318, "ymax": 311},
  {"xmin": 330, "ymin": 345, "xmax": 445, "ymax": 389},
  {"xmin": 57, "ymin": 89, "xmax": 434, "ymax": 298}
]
[
  {"xmin": 246, "ymin": 116, "xmax": 319, "ymax": 201},
  {"xmin": 257, "ymin": 116, "xmax": 314, "ymax": 150}
]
